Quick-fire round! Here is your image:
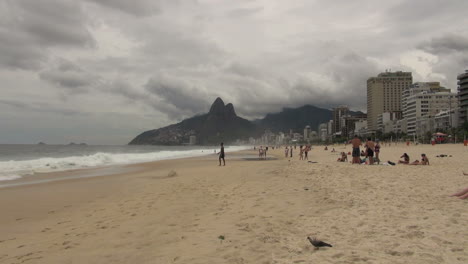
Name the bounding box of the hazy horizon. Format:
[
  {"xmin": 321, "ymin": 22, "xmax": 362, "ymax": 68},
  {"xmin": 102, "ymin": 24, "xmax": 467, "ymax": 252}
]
[{"xmin": 1, "ymin": 0, "xmax": 468, "ymax": 144}]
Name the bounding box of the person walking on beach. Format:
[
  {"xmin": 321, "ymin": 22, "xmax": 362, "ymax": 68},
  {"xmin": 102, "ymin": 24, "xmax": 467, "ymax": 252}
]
[
  {"xmin": 351, "ymin": 135, "xmax": 361, "ymax": 164},
  {"xmin": 366, "ymin": 137, "xmax": 375, "ymax": 165},
  {"xmin": 304, "ymin": 145, "xmax": 309, "ymax": 160},
  {"xmin": 218, "ymin": 142, "xmax": 225, "ymax": 166},
  {"xmin": 284, "ymin": 146, "xmax": 289, "ymax": 158}
]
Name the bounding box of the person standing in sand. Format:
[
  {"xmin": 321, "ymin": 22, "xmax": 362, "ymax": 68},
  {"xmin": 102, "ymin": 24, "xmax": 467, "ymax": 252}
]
[
  {"xmin": 366, "ymin": 137, "xmax": 375, "ymax": 165},
  {"xmin": 218, "ymin": 142, "xmax": 225, "ymax": 166},
  {"xmin": 351, "ymin": 135, "xmax": 361, "ymax": 164},
  {"xmin": 374, "ymin": 140, "xmax": 381, "ymax": 164}
]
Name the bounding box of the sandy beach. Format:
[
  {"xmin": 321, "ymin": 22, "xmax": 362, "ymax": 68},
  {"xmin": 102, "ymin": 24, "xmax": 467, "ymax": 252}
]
[{"xmin": 0, "ymin": 144, "xmax": 467, "ymax": 264}]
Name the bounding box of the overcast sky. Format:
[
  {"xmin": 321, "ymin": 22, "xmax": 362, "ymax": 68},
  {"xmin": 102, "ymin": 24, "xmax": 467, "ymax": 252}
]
[{"xmin": 1, "ymin": 0, "xmax": 468, "ymax": 144}]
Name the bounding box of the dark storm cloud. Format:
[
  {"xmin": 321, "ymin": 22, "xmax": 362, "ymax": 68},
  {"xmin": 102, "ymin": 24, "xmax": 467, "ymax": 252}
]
[
  {"xmin": 86, "ymin": 0, "xmax": 160, "ymax": 16},
  {"xmin": 2, "ymin": 0, "xmax": 468, "ymax": 144},
  {"xmin": 0, "ymin": 0, "xmax": 94, "ymax": 70},
  {"xmin": 138, "ymin": 31, "xmax": 226, "ymax": 68},
  {"xmin": 39, "ymin": 59, "xmax": 99, "ymax": 91},
  {"xmin": 0, "ymin": 99, "xmax": 82, "ymax": 116},
  {"xmin": 0, "ymin": 29, "xmax": 45, "ymax": 70},
  {"xmin": 418, "ymin": 34, "xmax": 468, "ymax": 54},
  {"xmin": 145, "ymin": 77, "xmax": 212, "ymax": 116}
]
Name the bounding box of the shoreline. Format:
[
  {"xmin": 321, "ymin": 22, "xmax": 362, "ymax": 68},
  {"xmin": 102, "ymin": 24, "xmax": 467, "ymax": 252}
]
[
  {"xmin": 0, "ymin": 146, "xmax": 252, "ymax": 188},
  {"xmin": 0, "ymin": 145, "xmax": 466, "ymax": 263}
]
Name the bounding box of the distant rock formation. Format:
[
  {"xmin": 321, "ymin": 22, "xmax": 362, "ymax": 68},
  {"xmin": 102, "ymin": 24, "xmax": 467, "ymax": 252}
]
[
  {"xmin": 37, "ymin": 142, "xmax": 46, "ymax": 145},
  {"xmin": 129, "ymin": 97, "xmax": 365, "ymax": 145},
  {"xmin": 129, "ymin": 98, "xmax": 257, "ymax": 145}
]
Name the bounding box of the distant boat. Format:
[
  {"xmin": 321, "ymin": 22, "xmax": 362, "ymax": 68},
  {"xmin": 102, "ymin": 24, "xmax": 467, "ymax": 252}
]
[{"xmin": 37, "ymin": 142, "xmax": 46, "ymax": 145}]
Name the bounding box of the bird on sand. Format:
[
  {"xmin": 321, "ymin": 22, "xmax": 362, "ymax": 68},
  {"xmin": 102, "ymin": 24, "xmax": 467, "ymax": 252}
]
[{"xmin": 307, "ymin": 236, "xmax": 332, "ymax": 249}]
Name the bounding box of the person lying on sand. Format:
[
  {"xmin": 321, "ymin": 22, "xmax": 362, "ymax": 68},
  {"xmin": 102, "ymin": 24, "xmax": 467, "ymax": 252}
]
[
  {"xmin": 398, "ymin": 153, "xmax": 410, "ymax": 164},
  {"xmin": 451, "ymin": 187, "xmax": 468, "ymax": 199}
]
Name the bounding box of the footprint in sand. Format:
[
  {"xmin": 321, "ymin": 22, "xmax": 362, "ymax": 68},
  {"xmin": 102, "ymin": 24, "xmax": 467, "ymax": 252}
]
[{"xmin": 41, "ymin": 227, "xmax": 51, "ymax": 233}]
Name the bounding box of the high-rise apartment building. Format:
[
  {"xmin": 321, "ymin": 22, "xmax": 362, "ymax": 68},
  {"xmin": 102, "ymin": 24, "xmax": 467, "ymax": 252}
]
[
  {"xmin": 367, "ymin": 71, "xmax": 412, "ymax": 132},
  {"xmin": 332, "ymin": 106, "xmax": 348, "ymax": 135},
  {"xmin": 402, "ymin": 82, "xmax": 449, "ymax": 118},
  {"xmin": 458, "ymin": 70, "xmax": 468, "ymax": 124},
  {"xmin": 405, "ymin": 91, "xmax": 458, "ymax": 135}
]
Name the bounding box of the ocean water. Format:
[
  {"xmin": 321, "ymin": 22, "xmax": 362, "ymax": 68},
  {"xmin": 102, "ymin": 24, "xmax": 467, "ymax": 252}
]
[{"xmin": 0, "ymin": 144, "xmax": 249, "ymax": 181}]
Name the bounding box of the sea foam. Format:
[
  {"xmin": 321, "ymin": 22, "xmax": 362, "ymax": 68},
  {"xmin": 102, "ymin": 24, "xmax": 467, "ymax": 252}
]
[{"xmin": 0, "ymin": 146, "xmax": 248, "ymax": 181}]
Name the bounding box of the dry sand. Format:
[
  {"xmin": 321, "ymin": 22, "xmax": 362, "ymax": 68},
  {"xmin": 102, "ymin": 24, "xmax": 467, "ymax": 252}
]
[{"xmin": 0, "ymin": 144, "xmax": 467, "ymax": 264}]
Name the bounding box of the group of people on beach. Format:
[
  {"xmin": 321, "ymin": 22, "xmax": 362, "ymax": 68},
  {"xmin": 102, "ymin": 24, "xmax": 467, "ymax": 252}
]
[
  {"xmin": 258, "ymin": 146, "xmax": 268, "ymax": 159},
  {"xmin": 341, "ymin": 135, "xmax": 431, "ymax": 166},
  {"xmin": 348, "ymin": 135, "xmax": 380, "ymax": 165},
  {"xmin": 396, "ymin": 153, "xmax": 429, "ymax": 165}
]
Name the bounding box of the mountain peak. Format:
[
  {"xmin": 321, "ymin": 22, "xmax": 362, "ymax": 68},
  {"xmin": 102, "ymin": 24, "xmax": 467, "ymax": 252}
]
[
  {"xmin": 225, "ymin": 103, "xmax": 236, "ymax": 117},
  {"xmin": 209, "ymin": 97, "xmax": 225, "ymax": 114}
]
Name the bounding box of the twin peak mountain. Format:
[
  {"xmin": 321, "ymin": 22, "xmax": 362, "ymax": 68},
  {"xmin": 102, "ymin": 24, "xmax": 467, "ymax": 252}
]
[{"xmin": 129, "ymin": 97, "xmax": 335, "ymax": 145}]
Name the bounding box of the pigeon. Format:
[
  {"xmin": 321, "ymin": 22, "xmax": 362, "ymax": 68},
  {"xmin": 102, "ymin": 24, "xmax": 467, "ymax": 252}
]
[{"xmin": 307, "ymin": 236, "xmax": 332, "ymax": 249}]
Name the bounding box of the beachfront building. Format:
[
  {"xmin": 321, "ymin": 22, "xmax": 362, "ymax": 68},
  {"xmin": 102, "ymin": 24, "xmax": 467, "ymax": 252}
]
[
  {"xmin": 367, "ymin": 71, "xmax": 413, "ymax": 133},
  {"xmin": 189, "ymin": 135, "xmax": 197, "ymax": 145},
  {"xmin": 434, "ymin": 110, "xmax": 459, "ymax": 132},
  {"xmin": 303, "ymin": 125, "xmax": 311, "ymax": 141},
  {"xmin": 340, "ymin": 114, "xmax": 367, "ymax": 139},
  {"xmin": 458, "ymin": 70, "xmax": 468, "ymax": 124},
  {"xmin": 354, "ymin": 120, "xmax": 368, "ymax": 137},
  {"xmin": 318, "ymin": 123, "xmax": 328, "ymax": 142},
  {"xmin": 402, "ymin": 82, "xmax": 449, "ymax": 118},
  {"xmin": 393, "ymin": 119, "xmax": 407, "ymax": 134},
  {"xmin": 405, "ymin": 91, "xmax": 458, "ymax": 135},
  {"xmin": 332, "ymin": 106, "xmax": 349, "ymax": 135},
  {"xmin": 415, "ymin": 116, "xmax": 435, "ymax": 138},
  {"xmin": 377, "ymin": 112, "xmax": 402, "ymax": 134},
  {"xmin": 327, "ymin": 120, "xmax": 333, "ymax": 137}
]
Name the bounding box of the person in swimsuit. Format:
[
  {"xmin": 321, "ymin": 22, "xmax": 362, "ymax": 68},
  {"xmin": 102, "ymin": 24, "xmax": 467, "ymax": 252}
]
[
  {"xmin": 374, "ymin": 140, "xmax": 381, "ymax": 164},
  {"xmin": 421, "ymin": 153, "xmax": 429, "ymax": 165},
  {"xmin": 337, "ymin": 152, "xmax": 348, "ymax": 162},
  {"xmin": 366, "ymin": 138, "xmax": 375, "ymax": 165},
  {"xmin": 218, "ymin": 142, "xmax": 225, "ymax": 166},
  {"xmin": 351, "ymin": 135, "xmax": 361, "ymax": 164},
  {"xmin": 398, "ymin": 153, "xmax": 410, "ymax": 164}
]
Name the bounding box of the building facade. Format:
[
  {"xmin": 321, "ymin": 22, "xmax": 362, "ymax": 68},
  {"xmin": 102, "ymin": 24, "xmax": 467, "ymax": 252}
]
[
  {"xmin": 303, "ymin": 126, "xmax": 311, "ymax": 141},
  {"xmin": 367, "ymin": 71, "xmax": 412, "ymax": 132},
  {"xmin": 377, "ymin": 112, "xmax": 401, "ymax": 134},
  {"xmin": 405, "ymin": 91, "xmax": 458, "ymax": 135},
  {"xmin": 402, "ymin": 82, "xmax": 449, "ymax": 118},
  {"xmin": 332, "ymin": 106, "xmax": 349, "ymax": 135},
  {"xmin": 458, "ymin": 70, "xmax": 468, "ymax": 124}
]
